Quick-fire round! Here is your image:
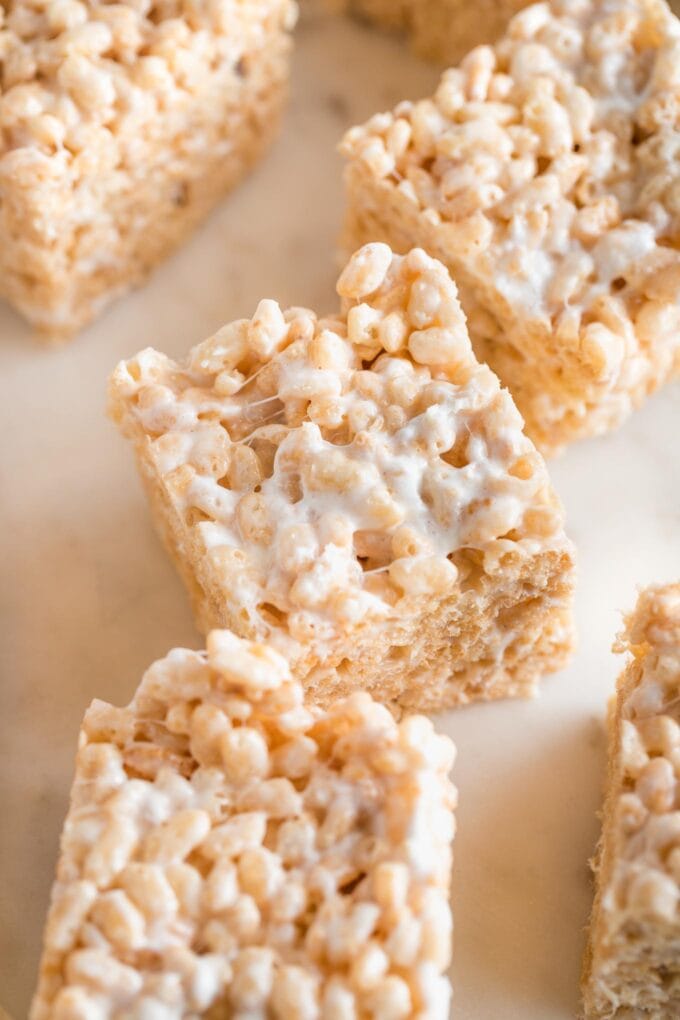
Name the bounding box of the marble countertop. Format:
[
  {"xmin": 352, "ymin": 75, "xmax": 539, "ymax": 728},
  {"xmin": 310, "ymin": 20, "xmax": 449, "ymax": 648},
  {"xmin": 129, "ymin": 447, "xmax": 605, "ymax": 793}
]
[{"xmin": 1, "ymin": 7, "xmax": 679, "ymax": 1018}]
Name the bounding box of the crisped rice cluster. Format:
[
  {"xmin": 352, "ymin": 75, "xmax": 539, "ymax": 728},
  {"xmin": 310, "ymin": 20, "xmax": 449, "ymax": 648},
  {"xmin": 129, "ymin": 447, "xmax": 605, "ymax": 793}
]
[
  {"xmin": 0, "ymin": 0, "xmax": 290, "ymax": 141},
  {"xmin": 583, "ymin": 584, "xmax": 680, "ymax": 1019},
  {"xmin": 341, "ymin": 0, "xmax": 680, "ymax": 454},
  {"xmin": 30, "ymin": 630, "xmax": 457, "ymax": 1020},
  {"xmin": 337, "ymin": 0, "xmax": 531, "ymax": 64},
  {"xmin": 0, "ymin": 0, "xmax": 296, "ymax": 334},
  {"xmin": 109, "ymin": 243, "xmax": 575, "ymax": 710}
]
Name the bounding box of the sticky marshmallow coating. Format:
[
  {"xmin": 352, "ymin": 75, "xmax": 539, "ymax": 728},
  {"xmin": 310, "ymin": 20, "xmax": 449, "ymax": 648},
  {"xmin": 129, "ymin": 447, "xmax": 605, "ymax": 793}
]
[
  {"xmin": 30, "ymin": 631, "xmax": 457, "ymax": 1020},
  {"xmin": 583, "ymin": 584, "xmax": 680, "ymax": 1019},
  {"xmin": 341, "ymin": 0, "xmax": 680, "ymax": 453}
]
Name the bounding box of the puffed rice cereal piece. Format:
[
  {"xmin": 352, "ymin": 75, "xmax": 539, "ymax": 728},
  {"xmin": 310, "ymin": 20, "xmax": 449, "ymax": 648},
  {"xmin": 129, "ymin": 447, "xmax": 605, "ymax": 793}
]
[
  {"xmin": 583, "ymin": 583, "xmax": 680, "ymax": 1019},
  {"xmin": 341, "ymin": 0, "xmax": 680, "ymax": 455},
  {"xmin": 335, "ymin": 0, "xmax": 531, "ymax": 64},
  {"xmin": 109, "ymin": 243, "xmax": 575, "ymax": 712},
  {"xmin": 0, "ymin": 0, "xmax": 296, "ymax": 338},
  {"xmin": 30, "ymin": 631, "xmax": 457, "ymax": 1020}
]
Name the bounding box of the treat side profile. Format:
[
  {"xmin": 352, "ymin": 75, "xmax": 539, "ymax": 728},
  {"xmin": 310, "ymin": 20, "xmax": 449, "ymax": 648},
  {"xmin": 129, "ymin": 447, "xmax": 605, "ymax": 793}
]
[
  {"xmin": 109, "ymin": 242, "xmax": 576, "ymax": 713},
  {"xmin": 582, "ymin": 583, "xmax": 680, "ymax": 1020},
  {"xmin": 336, "ymin": 0, "xmax": 531, "ymax": 64}
]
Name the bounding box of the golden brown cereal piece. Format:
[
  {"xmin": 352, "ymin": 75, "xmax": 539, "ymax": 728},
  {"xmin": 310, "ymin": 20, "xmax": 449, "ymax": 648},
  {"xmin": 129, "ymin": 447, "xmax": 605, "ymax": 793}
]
[
  {"xmin": 30, "ymin": 631, "xmax": 457, "ymax": 1019},
  {"xmin": 0, "ymin": 0, "xmax": 296, "ymax": 338},
  {"xmin": 109, "ymin": 243, "xmax": 575, "ymax": 712},
  {"xmin": 341, "ymin": 0, "xmax": 680, "ymax": 455},
  {"xmin": 337, "ymin": 0, "xmax": 530, "ymax": 64},
  {"xmin": 583, "ymin": 583, "xmax": 680, "ymax": 1019}
]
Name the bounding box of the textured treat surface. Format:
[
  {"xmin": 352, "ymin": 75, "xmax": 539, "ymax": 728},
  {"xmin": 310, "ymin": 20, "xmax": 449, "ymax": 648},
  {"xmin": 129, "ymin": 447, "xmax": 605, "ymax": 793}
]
[
  {"xmin": 30, "ymin": 631, "xmax": 457, "ymax": 1020},
  {"xmin": 341, "ymin": 0, "xmax": 680, "ymax": 453},
  {"xmin": 110, "ymin": 243, "xmax": 575, "ymax": 710},
  {"xmin": 583, "ymin": 584, "xmax": 680, "ymax": 1019},
  {"xmin": 0, "ymin": 0, "xmax": 295, "ymax": 334}
]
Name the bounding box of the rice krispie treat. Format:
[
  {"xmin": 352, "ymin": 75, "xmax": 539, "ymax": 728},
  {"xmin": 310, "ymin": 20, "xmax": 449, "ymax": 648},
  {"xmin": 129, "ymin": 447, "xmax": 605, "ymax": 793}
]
[
  {"xmin": 337, "ymin": 0, "xmax": 530, "ymax": 64},
  {"xmin": 30, "ymin": 631, "xmax": 457, "ymax": 1020},
  {"xmin": 0, "ymin": 0, "xmax": 296, "ymax": 337},
  {"xmin": 341, "ymin": 0, "xmax": 680, "ymax": 455},
  {"xmin": 583, "ymin": 584, "xmax": 680, "ymax": 1019},
  {"xmin": 109, "ymin": 243, "xmax": 575, "ymax": 711}
]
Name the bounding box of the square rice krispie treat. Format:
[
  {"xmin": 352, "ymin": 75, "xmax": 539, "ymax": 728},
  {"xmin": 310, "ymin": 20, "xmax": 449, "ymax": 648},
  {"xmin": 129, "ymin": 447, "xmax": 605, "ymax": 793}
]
[
  {"xmin": 109, "ymin": 243, "xmax": 575, "ymax": 711},
  {"xmin": 583, "ymin": 583, "xmax": 680, "ymax": 1019},
  {"xmin": 30, "ymin": 631, "xmax": 457, "ymax": 1020},
  {"xmin": 0, "ymin": 0, "xmax": 296, "ymax": 337},
  {"xmin": 341, "ymin": 0, "xmax": 680, "ymax": 455},
  {"xmin": 337, "ymin": 0, "xmax": 531, "ymax": 64}
]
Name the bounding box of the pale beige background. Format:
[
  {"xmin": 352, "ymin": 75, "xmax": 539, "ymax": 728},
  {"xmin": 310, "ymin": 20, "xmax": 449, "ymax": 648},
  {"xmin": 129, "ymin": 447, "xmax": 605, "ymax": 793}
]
[{"xmin": 1, "ymin": 6, "xmax": 680, "ymax": 1018}]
